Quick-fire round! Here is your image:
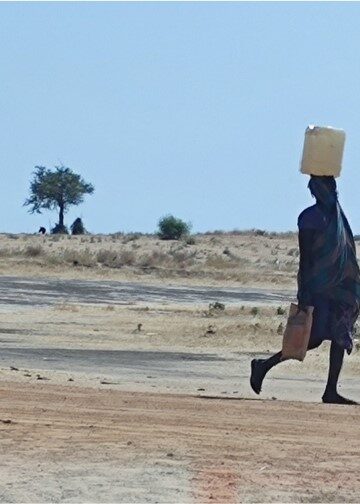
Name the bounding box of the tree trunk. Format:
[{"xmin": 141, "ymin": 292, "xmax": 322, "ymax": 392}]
[{"xmin": 59, "ymin": 205, "xmax": 64, "ymax": 228}]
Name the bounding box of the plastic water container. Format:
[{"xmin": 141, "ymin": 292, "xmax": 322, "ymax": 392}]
[{"xmin": 300, "ymin": 125, "xmax": 345, "ymax": 178}]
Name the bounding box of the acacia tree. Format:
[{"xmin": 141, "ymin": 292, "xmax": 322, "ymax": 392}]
[{"xmin": 24, "ymin": 165, "xmax": 94, "ymax": 233}]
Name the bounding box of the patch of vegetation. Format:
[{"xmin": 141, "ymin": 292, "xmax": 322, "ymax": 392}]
[
  {"xmin": 0, "ymin": 247, "xmax": 22, "ymax": 257},
  {"xmin": 209, "ymin": 302, "xmax": 225, "ymax": 311},
  {"xmin": 205, "ymin": 254, "xmax": 244, "ymax": 270},
  {"xmin": 185, "ymin": 235, "xmax": 196, "ymax": 245},
  {"xmin": 62, "ymin": 248, "xmax": 96, "ymax": 267},
  {"xmin": 109, "ymin": 232, "xmax": 124, "ymax": 239},
  {"xmin": 49, "ymin": 234, "xmax": 62, "ymax": 242},
  {"xmin": 123, "ymin": 233, "xmax": 142, "ymax": 244},
  {"xmin": 157, "ymin": 215, "xmax": 191, "ymax": 240},
  {"xmin": 70, "ymin": 217, "xmax": 86, "ymax": 235},
  {"xmin": 96, "ymin": 249, "xmax": 136, "ymax": 268},
  {"xmin": 24, "ymin": 165, "xmax": 94, "ymax": 234},
  {"xmin": 51, "ymin": 223, "xmax": 68, "ymax": 235},
  {"xmin": 287, "ymin": 247, "xmax": 299, "ymax": 257},
  {"xmin": 24, "ymin": 245, "xmax": 44, "ymax": 257}
]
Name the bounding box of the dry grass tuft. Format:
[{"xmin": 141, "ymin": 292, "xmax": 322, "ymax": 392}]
[
  {"xmin": 24, "ymin": 245, "xmax": 44, "ymax": 257},
  {"xmin": 96, "ymin": 249, "xmax": 136, "ymax": 268},
  {"xmin": 62, "ymin": 248, "xmax": 96, "ymax": 267},
  {"xmin": 0, "ymin": 230, "xmax": 334, "ymax": 288},
  {"xmin": 54, "ymin": 302, "xmax": 80, "ymax": 312}
]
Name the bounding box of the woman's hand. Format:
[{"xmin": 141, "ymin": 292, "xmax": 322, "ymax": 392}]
[{"xmin": 297, "ymin": 304, "xmax": 308, "ymax": 314}]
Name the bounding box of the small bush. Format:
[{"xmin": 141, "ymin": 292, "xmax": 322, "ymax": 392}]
[
  {"xmin": 0, "ymin": 247, "xmax": 15, "ymax": 257},
  {"xmin": 70, "ymin": 218, "xmax": 86, "ymax": 235},
  {"xmin": 62, "ymin": 248, "xmax": 96, "ymax": 267},
  {"xmin": 24, "ymin": 245, "xmax": 44, "ymax": 257},
  {"xmin": 45, "ymin": 254, "xmax": 63, "ymax": 266},
  {"xmin": 250, "ymin": 307, "xmax": 259, "ymax": 316},
  {"xmin": 205, "ymin": 254, "xmax": 239, "ymax": 269},
  {"xmin": 140, "ymin": 250, "xmax": 169, "ymax": 268},
  {"xmin": 157, "ymin": 215, "xmax": 191, "ymax": 240},
  {"xmin": 97, "ymin": 249, "xmax": 117, "ymax": 266},
  {"xmin": 96, "ymin": 249, "xmax": 136, "ymax": 268},
  {"xmin": 123, "ymin": 233, "xmax": 142, "ymax": 244},
  {"xmin": 209, "ymin": 302, "xmax": 225, "ymax": 311},
  {"xmin": 49, "ymin": 235, "xmax": 61, "ymax": 242},
  {"xmin": 119, "ymin": 250, "xmax": 136, "ymax": 266},
  {"xmin": 169, "ymin": 249, "xmax": 196, "ymax": 269},
  {"xmin": 185, "ymin": 235, "xmax": 196, "ymax": 245},
  {"xmin": 51, "ymin": 223, "xmax": 68, "ymax": 234},
  {"xmin": 276, "ymin": 306, "xmax": 286, "ymax": 315},
  {"xmin": 287, "ymin": 248, "xmax": 299, "ymax": 257}
]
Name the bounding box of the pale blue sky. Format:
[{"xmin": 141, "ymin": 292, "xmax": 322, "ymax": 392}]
[{"xmin": 1, "ymin": 2, "xmax": 360, "ymax": 234}]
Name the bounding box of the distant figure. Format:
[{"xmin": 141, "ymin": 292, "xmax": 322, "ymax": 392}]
[{"xmin": 38, "ymin": 227, "xmax": 46, "ymax": 235}]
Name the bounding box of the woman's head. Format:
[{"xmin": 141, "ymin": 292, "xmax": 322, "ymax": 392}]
[{"xmin": 308, "ymin": 175, "xmax": 338, "ymax": 209}]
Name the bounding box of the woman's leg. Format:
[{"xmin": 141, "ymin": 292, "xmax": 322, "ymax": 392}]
[
  {"xmin": 250, "ymin": 339, "xmax": 321, "ymax": 395},
  {"xmin": 250, "ymin": 353, "xmax": 281, "ymax": 394},
  {"xmin": 250, "ymin": 299, "xmax": 330, "ymax": 395},
  {"xmin": 322, "ymin": 341, "xmax": 357, "ymax": 404}
]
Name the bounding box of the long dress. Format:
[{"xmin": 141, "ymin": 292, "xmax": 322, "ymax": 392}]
[{"xmin": 297, "ymin": 202, "xmax": 360, "ymax": 353}]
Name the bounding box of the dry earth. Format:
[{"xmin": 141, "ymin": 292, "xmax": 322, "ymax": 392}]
[
  {"xmin": 1, "ymin": 382, "xmax": 360, "ymax": 503},
  {"xmin": 1, "ymin": 232, "xmax": 360, "ymax": 502},
  {"xmin": 0, "ymin": 231, "xmax": 304, "ymax": 287}
]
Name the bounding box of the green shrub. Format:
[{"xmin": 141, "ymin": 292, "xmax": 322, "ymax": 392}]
[{"xmin": 157, "ymin": 215, "xmax": 191, "ymax": 240}]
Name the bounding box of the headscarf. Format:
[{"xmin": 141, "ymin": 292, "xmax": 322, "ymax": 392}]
[{"xmin": 308, "ymin": 175, "xmax": 338, "ymax": 210}]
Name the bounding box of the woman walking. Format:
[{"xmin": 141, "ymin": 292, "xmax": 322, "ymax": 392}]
[{"xmin": 250, "ymin": 175, "xmax": 360, "ymax": 404}]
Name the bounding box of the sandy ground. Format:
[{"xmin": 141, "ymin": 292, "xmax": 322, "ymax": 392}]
[
  {"xmin": 1, "ymin": 232, "xmax": 360, "ymax": 503},
  {"xmin": 0, "ymin": 296, "xmax": 360, "ymax": 502},
  {"xmin": 0, "ymin": 231, "xmax": 303, "ymax": 288},
  {"xmin": 1, "ymin": 382, "xmax": 360, "ymax": 503}
]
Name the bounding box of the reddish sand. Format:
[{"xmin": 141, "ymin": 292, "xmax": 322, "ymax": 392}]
[{"xmin": 1, "ymin": 381, "xmax": 360, "ymax": 503}]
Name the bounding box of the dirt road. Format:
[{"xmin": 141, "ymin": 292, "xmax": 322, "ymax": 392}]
[
  {"xmin": 1, "ymin": 381, "xmax": 360, "ymax": 503},
  {"xmin": 1, "ymin": 275, "xmax": 360, "ymax": 502},
  {"xmin": 0, "ymin": 276, "xmax": 293, "ymax": 308},
  {"xmin": 1, "ymin": 347, "xmax": 360, "ymax": 404}
]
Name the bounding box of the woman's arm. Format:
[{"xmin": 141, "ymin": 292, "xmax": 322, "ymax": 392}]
[{"xmin": 297, "ymin": 228, "xmax": 316, "ymax": 309}]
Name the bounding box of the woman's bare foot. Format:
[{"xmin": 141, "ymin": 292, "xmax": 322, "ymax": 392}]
[
  {"xmin": 322, "ymin": 391, "xmax": 358, "ymax": 405},
  {"xmin": 250, "ymin": 359, "xmax": 266, "ymax": 395}
]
